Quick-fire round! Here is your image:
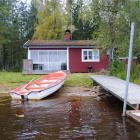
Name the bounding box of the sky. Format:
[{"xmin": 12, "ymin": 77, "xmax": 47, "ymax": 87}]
[
  {"xmin": 21, "ymin": 0, "xmax": 66, "ymax": 4},
  {"xmin": 22, "ymin": 0, "xmax": 31, "ymax": 5}
]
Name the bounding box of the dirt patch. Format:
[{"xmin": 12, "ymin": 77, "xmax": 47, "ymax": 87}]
[
  {"xmin": 0, "ymin": 88, "xmax": 9, "ymax": 94},
  {"xmin": 0, "ymin": 93, "xmax": 10, "ymax": 98},
  {"xmin": 58, "ymin": 86, "xmax": 106, "ymax": 97},
  {"xmin": 0, "ymin": 86, "xmax": 10, "ymax": 97}
]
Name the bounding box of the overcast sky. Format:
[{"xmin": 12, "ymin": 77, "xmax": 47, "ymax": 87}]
[
  {"xmin": 21, "ymin": 0, "xmax": 66, "ymax": 5},
  {"xmin": 22, "ymin": 0, "xmax": 31, "ymax": 4}
]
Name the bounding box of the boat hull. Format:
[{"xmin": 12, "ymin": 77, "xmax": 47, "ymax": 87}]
[{"xmin": 10, "ymin": 80, "xmax": 64, "ymax": 100}]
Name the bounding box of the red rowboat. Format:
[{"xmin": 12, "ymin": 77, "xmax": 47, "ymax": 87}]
[{"xmin": 10, "ymin": 71, "xmax": 66, "ymax": 100}]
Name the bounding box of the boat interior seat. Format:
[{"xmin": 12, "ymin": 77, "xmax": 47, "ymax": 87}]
[{"xmin": 27, "ymin": 87, "xmax": 45, "ymax": 91}]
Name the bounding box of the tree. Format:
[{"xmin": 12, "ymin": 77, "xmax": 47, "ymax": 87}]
[
  {"xmin": 0, "ymin": 0, "xmax": 37, "ymax": 71},
  {"xmin": 0, "ymin": 0, "xmax": 13, "ymax": 70},
  {"xmin": 33, "ymin": 0, "xmax": 64, "ymax": 40},
  {"xmin": 65, "ymin": 0, "xmax": 74, "ymax": 31},
  {"xmin": 26, "ymin": 3, "xmax": 38, "ymax": 39},
  {"xmin": 72, "ymin": 0, "xmax": 95, "ymax": 40}
]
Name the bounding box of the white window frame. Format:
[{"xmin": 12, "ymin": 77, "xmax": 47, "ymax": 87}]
[{"xmin": 81, "ymin": 49, "xmax": 100, "ymax": 62}]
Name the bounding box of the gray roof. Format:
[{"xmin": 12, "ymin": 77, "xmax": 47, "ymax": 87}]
[{"xmin": 24, "ymin": 40, "xmax": 97, "ymax": 48}]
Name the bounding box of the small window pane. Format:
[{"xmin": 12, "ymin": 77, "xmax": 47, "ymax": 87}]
[
  {"xmin": 93, "ymin": 50, "xmax": 99, "ymax": 60},
  {"xmin": 83, "ymin": 51, "xmax": 88, "ymax": 60},
  {"xmin": 89, "ymin": 51, "xmax": 93, "ymax": 60},
  {"xmin": 89, "ymin": 55, "xmax": 93, "ymax": 60},
  {"xmin": 84, "ymin": 56, "xmax": 88, "ymax": 60},
  {"xmin": 83, "ymin": 51, "xmax": 87, "ymax": 56},
  {"xmin": 89, "ymin": 51, "xmax": 93, "ymax": 56}
]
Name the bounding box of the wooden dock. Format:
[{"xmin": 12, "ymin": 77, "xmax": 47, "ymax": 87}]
[{"xmin": 90, "ymin": 75, "xmax": 140, "ymax": 109}]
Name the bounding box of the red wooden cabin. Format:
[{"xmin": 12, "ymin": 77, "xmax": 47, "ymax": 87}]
[{"xmin": 23, "ymin": 39, "xmax": 109, "ymax": 74}]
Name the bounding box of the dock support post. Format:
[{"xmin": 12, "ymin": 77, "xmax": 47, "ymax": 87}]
[
  {"xmin": 122, "ymin": 22, "xmax": 135, "ymax": 117},
  {"xmin": 135, "ymin": 104, "xmax": 139, "ymax": 110}
]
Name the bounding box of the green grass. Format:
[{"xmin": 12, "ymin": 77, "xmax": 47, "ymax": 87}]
[
  {"xmin": 0, "ymin": 72, "xmax": 40, "ymax": 89},
  {"xmin": 64, "ymin": 73, "xmax": 93, "ymax": 88},
  {"xmin": 134, "ymin": 76, "xmax": 140, "ymax": 85},
  {"xmin": 0, "ymin": 72, "xmax": 93, "ymax": 90}
]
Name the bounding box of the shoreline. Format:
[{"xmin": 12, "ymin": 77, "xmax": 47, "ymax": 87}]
[{"xmin": 0, "ymin": 86, "xmax": 105, "ymax": 98}]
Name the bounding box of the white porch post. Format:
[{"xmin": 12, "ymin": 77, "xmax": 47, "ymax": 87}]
[
  {"xmin": 28, "ymin": 47, "xmax": 31, "ymax": 59},
  {"xmin": 67, "ymin": 47, "xmax": 69, "ymax": 70}
]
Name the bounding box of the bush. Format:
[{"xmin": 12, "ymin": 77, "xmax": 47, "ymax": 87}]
[
  {"xmin": 110, "ymin": 59, "xmax": 126, "ymax": 79},
  {"xmin": 132, "ymin": 64, "xmax": 140, "ymax": 83},
  {"xmin": 110, "ymin": 59, "xmax": 140, "ymax": 83}
]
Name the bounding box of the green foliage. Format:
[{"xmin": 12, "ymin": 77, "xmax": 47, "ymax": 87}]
[
  {"xmin": 134, "ymin": 65, "xmax": 140, "ymax": 84},
  {"xmin": 33, "ymin": 12, "xmax": 64, "ymax": 39},
  {"xmin": 92, "ymin": 0, "xmax": 140, "ymax": 63},
  {"xmin": 110, "ymin": 60, "xmax": 140, "ymax": 84},
  {"xmin": 0, "ymin": 0, "xmax": 37, "ymax": 71},
  {"xmin": 26, "ymin": 3, "xmax": 38, "ymax": 39},
  {"xmin": 33, "ymin": 0, "xmax": 64, "ymax": 40},
  {"xmin": 0, "ymin": 0, "xmax": 11, "ymax": 44},
  {"xmin": 130, "ymin": 64, "xmax": 140, "ymax": 82},
  {"xmin": 110, "ymin": 59, "xmax": 126, "ymax": 79},
  {"xmin": 72, "ymin": 0, "xmax": 95, "ymax": 40}
]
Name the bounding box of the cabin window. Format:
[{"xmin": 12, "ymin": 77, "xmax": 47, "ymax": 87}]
[{"xmin": 82, "ymin": 49, "xmax": 100, "ymax": 62}]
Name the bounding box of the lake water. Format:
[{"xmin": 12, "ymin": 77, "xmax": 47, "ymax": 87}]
[{"xmin": 0, "ymin": 87, "xmax": 140, "ymax": 140}]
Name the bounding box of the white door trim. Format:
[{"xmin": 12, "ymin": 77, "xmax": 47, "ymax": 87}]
[
  {"xmin": 67, "ymin": 47, "xmax": 69, "ymax": 70},
  {"xmin": 28, "ymin": 48, "xmax": 31, "ymax": 59}
]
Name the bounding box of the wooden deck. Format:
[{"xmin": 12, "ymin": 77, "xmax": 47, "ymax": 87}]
[{"xmin": 90, "ymin": 75, "xmax": 140, "ymax": 109}]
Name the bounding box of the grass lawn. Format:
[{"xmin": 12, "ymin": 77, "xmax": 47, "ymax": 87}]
[
  {"xmin": 0, "ymin": 72, "xmax": 40, "ymax": 90},
  {"xmin": 64, "ymin": 73, "xmax": 93, "ymax": 88},
  {"xmin": 0, "ymin": 72, "xmax": 93, "ymax": 90}
]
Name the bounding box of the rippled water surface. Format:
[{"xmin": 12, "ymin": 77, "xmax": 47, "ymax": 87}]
[{"xmin": 0, "ymin": 88, "xmax": 140, "ymax": 140}]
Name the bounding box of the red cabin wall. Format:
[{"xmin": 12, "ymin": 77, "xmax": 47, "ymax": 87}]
[
  {"xmin": 69, "ymin": 48, "xmax": 109, "ymax": 73},
  {"xmin": 29, "ymin": 47, "xmax": 109, "ymax": 72}
]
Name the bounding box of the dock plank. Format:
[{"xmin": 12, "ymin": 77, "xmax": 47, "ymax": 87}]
[{"xmin": 90, "ymin": 75, "xmax": 140, "ymax": 105}]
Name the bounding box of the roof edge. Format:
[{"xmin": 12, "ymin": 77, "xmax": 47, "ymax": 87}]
[
  {"xmin": 23, "ymin": 40, "xmax": 97, "ymax": 48},
  {"xmin": 23, "ymin": 40, "xmax": 30, "ymax": 48}
]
